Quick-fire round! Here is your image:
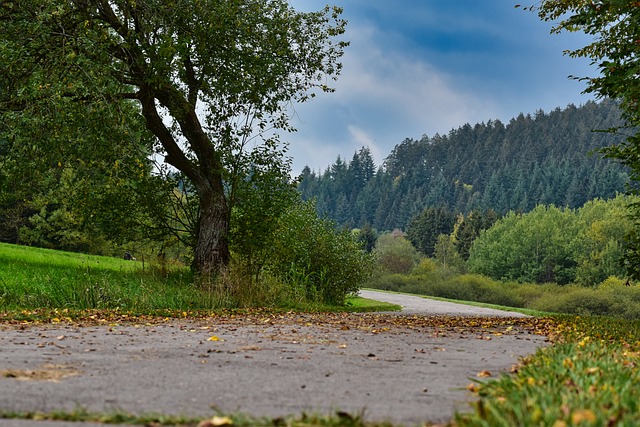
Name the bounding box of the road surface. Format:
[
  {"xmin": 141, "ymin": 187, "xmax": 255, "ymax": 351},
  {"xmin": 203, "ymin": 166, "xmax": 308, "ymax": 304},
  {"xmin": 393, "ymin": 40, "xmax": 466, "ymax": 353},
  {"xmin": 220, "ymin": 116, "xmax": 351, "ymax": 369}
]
[{"xmin": 0, "ymin": 292, "xmax": 547, "ymax": 427}]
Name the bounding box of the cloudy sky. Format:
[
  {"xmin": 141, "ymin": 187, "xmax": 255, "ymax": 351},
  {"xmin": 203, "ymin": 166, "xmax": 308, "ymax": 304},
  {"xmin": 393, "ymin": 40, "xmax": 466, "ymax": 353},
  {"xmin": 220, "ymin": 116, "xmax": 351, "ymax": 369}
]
[{"xmin": 285, "ymin": 0, "xmax": 597, "ymax": 175}]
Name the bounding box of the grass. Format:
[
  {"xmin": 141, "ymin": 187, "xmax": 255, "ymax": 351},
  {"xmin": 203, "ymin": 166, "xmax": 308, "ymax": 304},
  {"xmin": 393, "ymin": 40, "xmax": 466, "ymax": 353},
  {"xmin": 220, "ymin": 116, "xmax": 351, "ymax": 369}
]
[
  {"xmin": 0, "ymin": 242, "xmax": 199, "ymax": 311},
  {"xmin": 363, "ymin": 287, "xmax": 552, "ymax": 317},
  {"xmin": 366, "ymin": 270, "xmax": 640, "ymax": 319},
  {"xmin": 344, "ymin": 295, "xmax": 401, "ymax": 312},
  {"xmin": 457, "ymin": 315, "xmax": 640, "ymax": 426},
  {"xmin": 0, "ymin": 242, "xmax": 399, "ymax": 316},
  {"xmin": 0, "ymin": 408, "xmax": 399, "ymax": 426}
]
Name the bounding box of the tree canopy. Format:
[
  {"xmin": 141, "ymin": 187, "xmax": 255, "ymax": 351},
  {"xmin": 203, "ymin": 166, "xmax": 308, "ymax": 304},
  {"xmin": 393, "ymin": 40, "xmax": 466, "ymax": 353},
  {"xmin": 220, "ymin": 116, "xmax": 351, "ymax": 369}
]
[{"xmin": 0, "ymin": 0, "xmax": 347, "ymax": 276}]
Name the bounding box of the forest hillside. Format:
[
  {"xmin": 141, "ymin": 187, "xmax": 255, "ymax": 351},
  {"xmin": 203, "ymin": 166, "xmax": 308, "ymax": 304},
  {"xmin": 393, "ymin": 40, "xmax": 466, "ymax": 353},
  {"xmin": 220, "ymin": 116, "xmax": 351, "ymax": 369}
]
[{"xmin": 298, "ymin": 99, "xmax": 629, "ymax": 231}]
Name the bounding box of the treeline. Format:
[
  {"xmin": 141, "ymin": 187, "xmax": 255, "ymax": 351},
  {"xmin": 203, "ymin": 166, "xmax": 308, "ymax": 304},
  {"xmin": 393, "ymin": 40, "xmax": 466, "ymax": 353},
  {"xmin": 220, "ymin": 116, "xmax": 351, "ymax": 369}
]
[
  {"xmin": 365, "ymin": 195, "xmax": 638, "ymax": 318},
  {"xmin": 298, "ymin": 99, "xmax": 629, "ymax": 230}
]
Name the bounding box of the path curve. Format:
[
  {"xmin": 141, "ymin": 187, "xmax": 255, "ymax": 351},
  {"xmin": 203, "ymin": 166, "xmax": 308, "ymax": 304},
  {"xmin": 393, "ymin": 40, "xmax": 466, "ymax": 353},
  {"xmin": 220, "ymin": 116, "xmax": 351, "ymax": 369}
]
[{"xmin": 360, "ymin": 289, "xmax": 530, "ymax": 317}]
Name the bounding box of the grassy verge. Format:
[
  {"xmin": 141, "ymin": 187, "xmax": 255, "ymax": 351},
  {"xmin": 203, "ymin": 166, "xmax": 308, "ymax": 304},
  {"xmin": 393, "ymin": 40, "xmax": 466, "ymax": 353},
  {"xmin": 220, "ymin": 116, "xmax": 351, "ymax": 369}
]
[
  {"xmin": 363, "ymin": 288, "xmax": 551, "ymax": 317},
  {"xmin": 458, "ymin": 315, "xmax": 640, "ymax": 426},
  {"xmin": 0, "ymin": 242, "xmax": 399, "ymax": 320},
  {"xmin": 366, "ymin": 271, "xmax": 640, "ymax": 319}
]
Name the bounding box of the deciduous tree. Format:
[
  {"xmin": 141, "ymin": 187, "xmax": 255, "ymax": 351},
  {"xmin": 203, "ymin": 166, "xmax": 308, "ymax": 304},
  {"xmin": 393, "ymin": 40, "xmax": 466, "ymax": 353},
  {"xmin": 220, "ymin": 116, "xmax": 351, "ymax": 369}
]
[
  {"xmin": 531, "ymin": 0, "xmax": 640, "ymax": 278},
  {"xmin": 0, "ymin": 0, "xmax": 346, "ymax": 276}
]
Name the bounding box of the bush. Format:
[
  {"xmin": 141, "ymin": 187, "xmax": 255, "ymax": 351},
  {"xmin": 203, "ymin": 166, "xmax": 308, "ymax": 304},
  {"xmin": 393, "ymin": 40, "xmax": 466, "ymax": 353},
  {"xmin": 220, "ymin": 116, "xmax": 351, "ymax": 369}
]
[
  {"xmin": 529, "ymin": 285, "xmax": 613, "ymax": 316},
  {"xmin": 452, "ymin": 274, "xmax": 524, "ymax": 307},
  {"xmin": 365, "ymin": 273, "xmax": 421, "ymax": 293},
  {"xmin": 373, "ymin": 233, "xmax": 421, "ymax": 274},
  {"xmin": 267, "ymin": 200, "xmax": 374, "ymax": 305}
]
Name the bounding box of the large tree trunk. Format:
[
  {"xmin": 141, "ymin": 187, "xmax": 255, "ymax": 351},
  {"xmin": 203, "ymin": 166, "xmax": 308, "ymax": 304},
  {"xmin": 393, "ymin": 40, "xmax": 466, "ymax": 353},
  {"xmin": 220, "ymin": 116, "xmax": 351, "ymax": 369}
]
[
  {"xmin": 191, "ymin": 179, "xmax": 230, "ymax": 276},
  {"xmin": 191, "ymin": 184, "xmax": 230, "ymax": 276}
]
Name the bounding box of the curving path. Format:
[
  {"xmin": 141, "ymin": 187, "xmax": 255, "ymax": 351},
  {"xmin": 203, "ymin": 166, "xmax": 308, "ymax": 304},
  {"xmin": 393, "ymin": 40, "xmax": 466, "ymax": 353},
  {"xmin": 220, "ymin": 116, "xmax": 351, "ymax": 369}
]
[
  {"xmin": 359, "ymin": 289, "xmax": 530, "ymax": 317},
  {"xmin": 0, "ymin": 292, "xmax": 546, "ymax": 427}
]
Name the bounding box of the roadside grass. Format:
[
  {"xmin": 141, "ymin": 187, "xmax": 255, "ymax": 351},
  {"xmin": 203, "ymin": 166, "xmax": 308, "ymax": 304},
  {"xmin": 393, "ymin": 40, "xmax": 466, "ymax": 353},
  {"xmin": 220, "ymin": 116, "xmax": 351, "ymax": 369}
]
[
  {"xmin": 458, "ymin": 315, "xmax": 640, "ymax": 426},
  {"xmin": 366, "ymin": 271, "xmax": 640, "ymax": 319},
  {"xmin": 344, "ymin": 295, "xmax": 401, "ymax": 312},
  {"xmin": 363, "ymin": 288, "xmax": 551, "ymax": 317}
]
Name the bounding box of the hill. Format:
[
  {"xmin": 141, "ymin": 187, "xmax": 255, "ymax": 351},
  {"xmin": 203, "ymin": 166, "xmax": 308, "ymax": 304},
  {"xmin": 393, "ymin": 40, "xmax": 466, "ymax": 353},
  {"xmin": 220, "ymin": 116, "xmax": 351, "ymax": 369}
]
[{"xmin": 298, "ymin": 99, "xmax": 629, "ymax": 231}]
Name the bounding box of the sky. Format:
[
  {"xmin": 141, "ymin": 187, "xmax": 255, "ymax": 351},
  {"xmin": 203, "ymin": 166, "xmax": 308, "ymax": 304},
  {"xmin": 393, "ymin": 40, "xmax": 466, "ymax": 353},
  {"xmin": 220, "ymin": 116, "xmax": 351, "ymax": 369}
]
[{"xmin": 285, "ymin": 0, "xmax": 597, "ymax": 175}]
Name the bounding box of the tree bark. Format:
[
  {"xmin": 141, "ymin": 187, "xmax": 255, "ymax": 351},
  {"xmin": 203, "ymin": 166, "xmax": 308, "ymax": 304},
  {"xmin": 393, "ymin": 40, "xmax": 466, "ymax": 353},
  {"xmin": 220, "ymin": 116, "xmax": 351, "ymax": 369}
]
[{"xmin": 191, "ymin": 181, "xmax": 230, "ymax": 277}]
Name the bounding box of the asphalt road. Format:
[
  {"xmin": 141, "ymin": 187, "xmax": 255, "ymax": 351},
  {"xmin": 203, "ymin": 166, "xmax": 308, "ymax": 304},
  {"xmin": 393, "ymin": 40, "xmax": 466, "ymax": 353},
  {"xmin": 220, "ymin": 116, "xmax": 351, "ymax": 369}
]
[
  {"xmin": 358, "ymin": 289, "xmax": 531, "ymax": 317},
  {"xmin": 0, "ymin": 291, "xmax": 547, "ymax": 427}
]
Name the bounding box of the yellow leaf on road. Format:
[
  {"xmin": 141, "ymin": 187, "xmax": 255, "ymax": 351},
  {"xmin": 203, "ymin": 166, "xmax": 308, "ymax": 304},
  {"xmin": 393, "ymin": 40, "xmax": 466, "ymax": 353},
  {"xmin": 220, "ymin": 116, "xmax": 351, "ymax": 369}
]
[{"xmin": 207, "ymin": 335, "xmax": 221, "ymax": 342}]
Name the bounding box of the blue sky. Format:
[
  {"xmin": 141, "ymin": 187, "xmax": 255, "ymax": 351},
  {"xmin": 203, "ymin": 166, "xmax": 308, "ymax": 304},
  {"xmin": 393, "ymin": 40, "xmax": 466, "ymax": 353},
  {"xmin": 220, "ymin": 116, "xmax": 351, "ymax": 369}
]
[{"xmin": 285, "ymin": 1, "xmax": 597, "ymax": 174}]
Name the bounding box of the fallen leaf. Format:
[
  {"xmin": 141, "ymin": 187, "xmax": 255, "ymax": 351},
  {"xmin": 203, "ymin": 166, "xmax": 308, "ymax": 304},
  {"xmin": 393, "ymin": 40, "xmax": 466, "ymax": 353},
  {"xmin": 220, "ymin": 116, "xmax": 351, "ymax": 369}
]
[
  {"xmin": 197, "ymin": 416, "xmax": 233, "ymax": 427},
  {"xmin": 571, "ymin": 409, "xmax": 597, "ymax": 424},
  {"xmin": 477, "ymin": 370, "xmax": 492, "ymax": 378},
  {"xmin": 207, "ymin": 336, "xmax": 221, "ymax": 342}
]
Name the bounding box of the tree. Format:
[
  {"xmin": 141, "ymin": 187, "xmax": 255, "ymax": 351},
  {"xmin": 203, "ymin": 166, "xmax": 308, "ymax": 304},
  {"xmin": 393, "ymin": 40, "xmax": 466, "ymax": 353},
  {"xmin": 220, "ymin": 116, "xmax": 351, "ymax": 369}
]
[
  {"xmin": 468, "ymin": 205, "xmax": 580, "ymax": 284},
  {"xmin": 0, "ymin": 1, "xmax": 347, "ymax": 276},
  {"xmin": 406, "ymin": 207, "xmax": 457, "ymax": 257},
  {"xmin": 532, "ymin": 1, "xmax": 640, "ymax": 277}
]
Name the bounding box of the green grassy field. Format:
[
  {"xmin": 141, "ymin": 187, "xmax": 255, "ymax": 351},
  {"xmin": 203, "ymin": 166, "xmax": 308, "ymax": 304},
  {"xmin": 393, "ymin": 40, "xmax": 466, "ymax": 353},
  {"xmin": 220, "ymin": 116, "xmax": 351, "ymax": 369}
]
[
  {"xmin": 0, "ymin": 242, "xmax": 207, "ymax": 311},
  {"xmin": 0, "ymin": 242, "xmax": 399, "ymax": 314}
]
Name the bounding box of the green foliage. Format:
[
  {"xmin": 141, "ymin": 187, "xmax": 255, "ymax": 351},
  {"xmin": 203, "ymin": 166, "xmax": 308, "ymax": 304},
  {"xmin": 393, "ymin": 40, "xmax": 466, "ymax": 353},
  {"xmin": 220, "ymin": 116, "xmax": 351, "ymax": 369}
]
[
  {"xmin": 266, "ymin": 200, "xmax": 374, "ymax": 305},
  {"xmin": 458, "ymin": 316, "xmax": 640, "ymax": 426},
  {"xmin": 367, "ymin": 263, "xmax": 640, "ymax": 319},
  {"xmin": 229, "ymin": 157, "xmax": 299, "ymax": 279},
  {"xmin": 468, "ymin": 205, "xmax": 580, "ymax": 284},
  {"xmin": 573, "ymin": 196, "xmax": 632, "ymax": 285},
  {"xmin": 534, "ymin": 0, "xmax": 640, "ymax": 284},
  {"xmin": 300, "ymin": 101, "xmax": 628, "ymax": 231},
  {"xmin": 0, "ymin": 0, "xmax": 347, "ymax": 275},
  {"xmin": 353, "ymin": 223, "xmax": 378, "ymax": 253},
  {"xmin": 453, "ymin": 210, "xmax": 498, "ymax": 260},
  {"xmin": 373, "ymin": 232, "xmax": 421, "ymax": 274},
  {"xmin": 406, "ymin": 206, "xmax": 457, "ymax": 257},
  {"xmin": 468, "ymin": 197, "xmax": 633, "ymax": 285},
  {"xmin": 433, "ymin": 234, "xmax": 465, "ymax": 272}
]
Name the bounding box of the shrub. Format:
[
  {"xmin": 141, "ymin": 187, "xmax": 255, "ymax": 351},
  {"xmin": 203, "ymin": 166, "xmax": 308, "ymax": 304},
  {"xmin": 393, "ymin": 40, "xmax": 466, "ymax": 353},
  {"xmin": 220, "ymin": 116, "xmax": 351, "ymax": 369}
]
[
  {"xmin": 365, "ymin": 273, "xmax": 421, "ymax": 293},
  {"xmin": 373, "ymin": 233, "xmax": 421, "ymax": 274},
  {"xmin": 530, "ymin": 286, "xmax": 614, "ymax": 316},
  {"xmin": 267, "ymin": 200, "xmax": 374, "ymax": 305},
  {"xmin": 454, "ymin": 274, "xmax": 524, "ymax": 307}
]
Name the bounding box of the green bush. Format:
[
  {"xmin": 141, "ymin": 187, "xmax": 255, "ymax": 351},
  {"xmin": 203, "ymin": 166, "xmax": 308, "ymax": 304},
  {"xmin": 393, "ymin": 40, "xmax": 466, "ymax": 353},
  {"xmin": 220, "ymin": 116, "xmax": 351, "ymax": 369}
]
[
  {"xmin": 373, "ymin": 232, "xmax": 421, "ymax": 274},
  {"xmin": 365, "ymin": 273, "xmax": 421, "ymax": 293},
  {"xmin": 469, "ymin": 197, "xmax": 635, "ymax": 285},
  {"xmin": 267, "ymin": 200, "xmax": 374, "ymax": 305},
  {"xmin": 451, "ymin": 274, "xmax": 524, "ymax": 307}
]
